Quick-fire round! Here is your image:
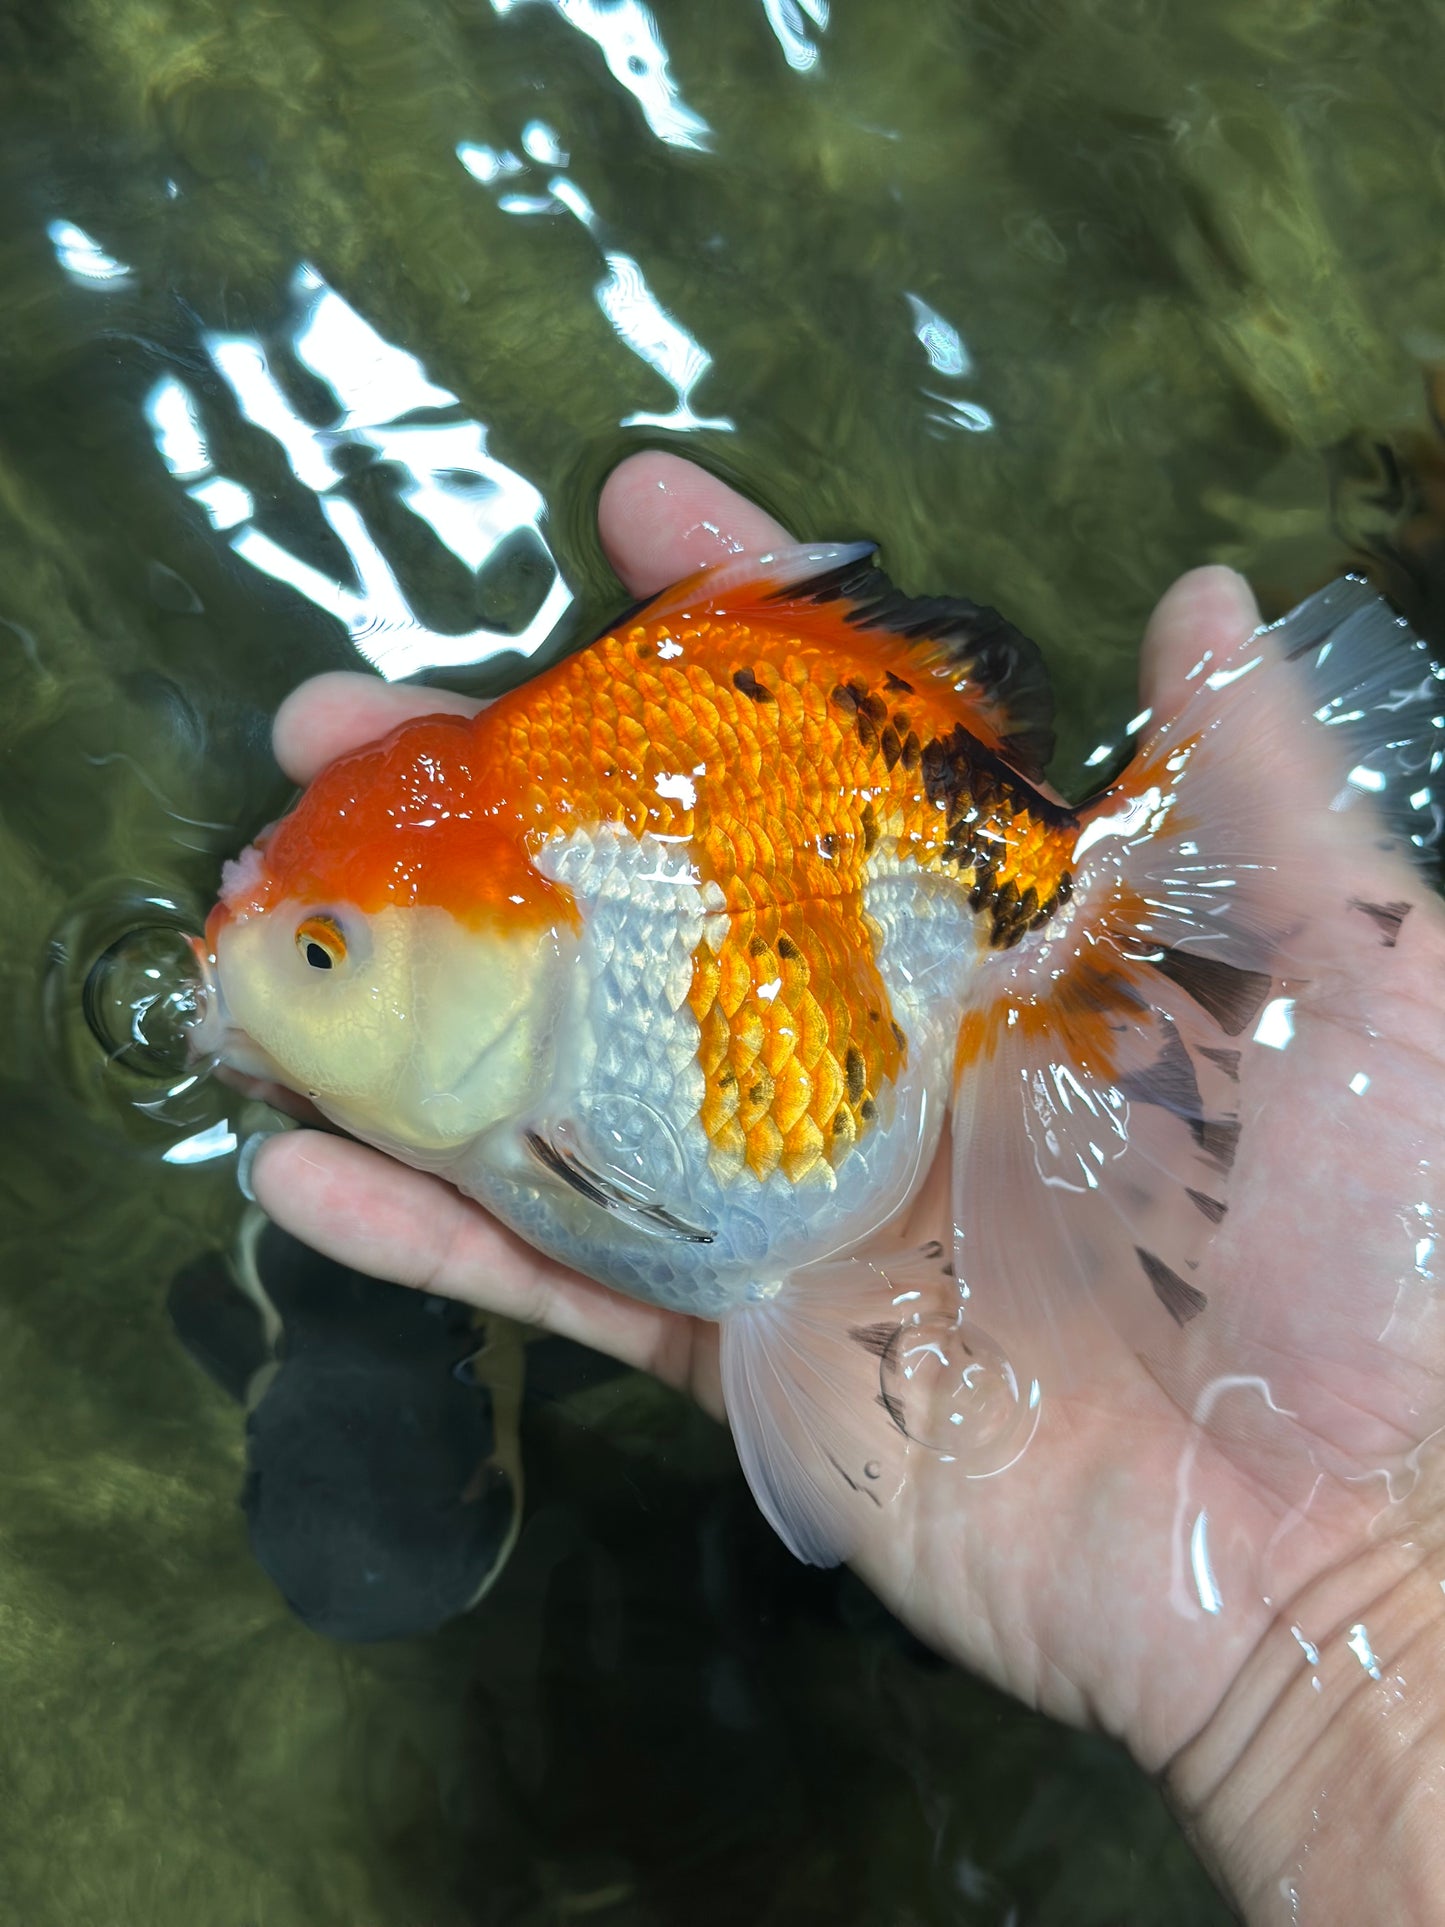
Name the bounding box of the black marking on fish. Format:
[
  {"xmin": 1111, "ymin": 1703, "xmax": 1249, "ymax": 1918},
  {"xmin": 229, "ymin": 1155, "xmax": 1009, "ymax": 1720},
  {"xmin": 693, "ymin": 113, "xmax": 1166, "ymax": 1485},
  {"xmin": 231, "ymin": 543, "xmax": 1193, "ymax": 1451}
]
[
  {"xmin": 830, "ymin": 683, "xmax": 858, "ymax": 713},
  {"xmin": 765, "ymin": 556, "xmax": 1056, "ymax": 777},
  {"xmin": 1189, "ymin": 1116, "xmax": 1242, "ymax": 1172},
  {"xmin": 920, "ymin": 721, "xmax": 1076, "ymax": 829},
  {"xmin": 1117, "ymin": 1024, "xmax": 1203, "ymax": 1122},
  {"xmin": 918, "ymin": 1239, "xmax": 944, "ymax": 1261},
  {"xmin": 524, "ymin": 1130, "xmax": 714, "ymax": 1243},
  {"xmin": 1136, "ymin": 1246, "xmax": 1208, "ymax": 1325},
  {"xmin": 986, "ymin": 877, "xmax": 1052, "ymax": 951},
  {"xmin": 884, "ymin": 670, "xmax": 914, "ymax": 694},
  {"xmin": 732, "ymin": 666, "xmax": 774, "ymax": 703},
  {"xmin": 1199, "ymin": 1046, "xmax": 1241, "ymax": 1082},
  {"xmin": 1350, "ymin": 898, "xmax": 1412, "ymax": 947},
  {"xmin": 1152, "ymin": 947, "xmax": 1272, "ymax": 1036},
  {"xmin": 778, "ymin": 934, "xmax": 802, "ymax": 960},
  {"xmin": 877, "ymin": 1389, "xmax": 909, "ymax": 1436},
  {"xmin": 826, "ymin": 1451, "xmax": 883, "ymax": 1505},
  {"xmin": 850, "ymin": 1321, "xmax": 899, "ymax": 1359},
  {"xmin": 844, "ymin": 1046, "xmax": 866, "ymax": 1103},
  {"xmin": 1185, "ymin": 1188, "xmax": 1228, "ymax": 1224}
]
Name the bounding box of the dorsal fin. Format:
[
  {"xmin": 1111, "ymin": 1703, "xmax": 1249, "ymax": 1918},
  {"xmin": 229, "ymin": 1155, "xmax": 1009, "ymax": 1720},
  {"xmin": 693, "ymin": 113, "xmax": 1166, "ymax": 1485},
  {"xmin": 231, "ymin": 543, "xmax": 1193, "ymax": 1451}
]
[
  {"xmin": 773, "ymin": 550, "xmax": 1055, "ymax": 778},
  {"xmin": 632, "ymin": 542, "xmax": 1056, "ymax": 779}
]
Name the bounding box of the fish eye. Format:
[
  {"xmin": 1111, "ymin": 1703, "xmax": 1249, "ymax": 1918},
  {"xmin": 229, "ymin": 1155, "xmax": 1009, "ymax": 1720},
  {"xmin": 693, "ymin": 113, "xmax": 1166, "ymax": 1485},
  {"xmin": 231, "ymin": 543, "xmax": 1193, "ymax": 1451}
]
[{"xmin": 295, "ymin": 913, "xmax": 348, "ymax": 972}]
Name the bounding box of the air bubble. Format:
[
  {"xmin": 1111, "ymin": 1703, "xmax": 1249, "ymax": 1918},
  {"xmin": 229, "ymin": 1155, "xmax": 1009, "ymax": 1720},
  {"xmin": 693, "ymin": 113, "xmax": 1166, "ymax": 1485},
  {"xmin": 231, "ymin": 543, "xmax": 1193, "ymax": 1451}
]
[
  {"xmin": 879, "ymin": 1311, "xmax": 1039, "ymax": 1475},
  {"xmin": 41, "ymin": 882, "xmax": 221, "ymax": 1139},
  {"xmin": 82, "ymin": 923, "xmax": 211, "ymax": 1077}
]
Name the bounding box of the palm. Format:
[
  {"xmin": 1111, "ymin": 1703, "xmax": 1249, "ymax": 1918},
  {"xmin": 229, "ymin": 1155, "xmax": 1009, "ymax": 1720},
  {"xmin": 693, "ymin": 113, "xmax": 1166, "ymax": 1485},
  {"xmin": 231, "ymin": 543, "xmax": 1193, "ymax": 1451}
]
[
  {"xmin": 899, "ymin": 978, "xmax": 1443, "ymax": 1759},
  {"xmin": 249, "ymin": 453, "xmax": 1445, "ymax": 1772}
]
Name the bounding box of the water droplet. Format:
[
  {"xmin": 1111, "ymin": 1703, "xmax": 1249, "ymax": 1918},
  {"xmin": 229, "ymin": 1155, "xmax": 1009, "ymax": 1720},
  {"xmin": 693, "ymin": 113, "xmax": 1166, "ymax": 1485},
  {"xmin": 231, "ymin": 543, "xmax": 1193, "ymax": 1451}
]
[{"xmin": 878, "ymin": 1311, "xmax": 1039, "ymax": 1475}]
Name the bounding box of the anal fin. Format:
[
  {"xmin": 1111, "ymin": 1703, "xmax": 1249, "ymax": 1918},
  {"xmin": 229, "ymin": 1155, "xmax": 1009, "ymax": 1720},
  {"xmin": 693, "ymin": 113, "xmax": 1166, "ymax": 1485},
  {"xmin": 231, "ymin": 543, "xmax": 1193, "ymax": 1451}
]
[{"xmin": 720, "ymin": 1256, "xmax": 915, "ymax": 1567}]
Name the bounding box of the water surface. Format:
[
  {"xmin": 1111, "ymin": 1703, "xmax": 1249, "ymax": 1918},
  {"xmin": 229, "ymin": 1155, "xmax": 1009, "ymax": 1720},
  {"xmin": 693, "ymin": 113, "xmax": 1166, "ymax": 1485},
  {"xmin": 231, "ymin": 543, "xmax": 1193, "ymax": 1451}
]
[{"xmin": 3, "ymin": 0, "xmax": 1444, "ymax": 1919}]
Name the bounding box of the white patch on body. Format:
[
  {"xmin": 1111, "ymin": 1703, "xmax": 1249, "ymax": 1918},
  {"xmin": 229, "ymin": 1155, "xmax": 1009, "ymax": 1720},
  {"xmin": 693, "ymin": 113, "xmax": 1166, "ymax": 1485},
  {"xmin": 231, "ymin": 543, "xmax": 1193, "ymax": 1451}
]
[{"xmin": 452, "ymin": 824, "xmax": 977, "ymax": 1318}]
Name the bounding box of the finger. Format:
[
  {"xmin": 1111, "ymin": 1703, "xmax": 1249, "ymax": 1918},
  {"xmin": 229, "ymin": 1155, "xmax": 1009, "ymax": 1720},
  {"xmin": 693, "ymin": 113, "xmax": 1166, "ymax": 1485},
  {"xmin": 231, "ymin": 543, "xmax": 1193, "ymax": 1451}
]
[
  {"xmin": 274, "ymin": 459, "xmax": 789, "ymax": 784},
  {"xmin": 214, "ymin": 1062, "xmax": 326, "ymax": 1126},
  {"xmin": 273, "ymin": 672, "xmax": 480, "ymax": 786},
  {"xmin": 1138, "ymin": 565, "xmax": 1261, "ymax": 717},
  {"xmin": 598, "ymin": 451, "xmax": 793, "ymax": 594},
  {"xmin": 248, "ymin": 1129, "xmax": 724, "ymax": 1419}
]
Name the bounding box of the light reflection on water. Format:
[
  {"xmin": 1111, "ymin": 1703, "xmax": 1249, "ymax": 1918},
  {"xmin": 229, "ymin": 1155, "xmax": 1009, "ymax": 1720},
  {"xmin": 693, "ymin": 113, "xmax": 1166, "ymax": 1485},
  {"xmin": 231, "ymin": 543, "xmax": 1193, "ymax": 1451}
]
[
  {"xmin": 459, "ymin": 140, "xmax": 734, "ymax": 434},
  {"xmin": 137, "ymin": 262, "xmax": 575, "ymax": 679},
  {"xmin": 493, "ymin": 0, "xmax": 712, "ymax": 151}
]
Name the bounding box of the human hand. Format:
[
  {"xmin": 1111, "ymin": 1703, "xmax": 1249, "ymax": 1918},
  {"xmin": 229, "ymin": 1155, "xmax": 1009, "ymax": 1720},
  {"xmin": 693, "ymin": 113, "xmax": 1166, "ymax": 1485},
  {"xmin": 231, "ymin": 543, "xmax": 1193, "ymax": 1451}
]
[{"xmin": 246, "ymin": 452, "xmax": 1445, "ymax": 1922}]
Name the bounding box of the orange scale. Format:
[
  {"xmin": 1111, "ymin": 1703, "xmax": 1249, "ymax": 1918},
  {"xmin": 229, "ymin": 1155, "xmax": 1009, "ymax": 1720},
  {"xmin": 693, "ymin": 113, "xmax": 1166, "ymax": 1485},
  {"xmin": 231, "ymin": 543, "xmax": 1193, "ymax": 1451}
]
[
  {"xmin": 667, "ymin": 694, "xmax": 710, "ymax": 751},
  {"xmin": 726, "ymin": 720, "xmax": 766, "ymax": 786},
  {"xmin": 716, "ymin": 943, "xmax": 755, "ymax": 1020},
  {"xmin": 782, "ymin": 1113, "xmax": 827, "ymax": 1184},
  {"xmin": 745, "ymin": 1116, "xmax": 784, "ymax": 1182},
  {"xmin": 772, "ymin": 1054, "xmax": 813, "ymax": 1136},
  {"xmin": 728, "ymin": 1002, "xmax": 766, "ymax": 1069},
  {"xmin": 615, "ymin": 712, "xmax": 649, "ymax": 765},
  {"xmin": 736, "ymin": 1067, "xmax": 775, "ymax": 1134},
  {"xmin": 748, "ymin": 821, "xmax": 776, "ymax": 877},
  {"xmin": 760, "ymin": 1007, "xmax": 798, "ymax": 1080},
  {"xmin": 699, "ymin": 1081, "xmax": 740, "ymax": 1141},
  {"xmin": 777, "ymin": 944, "xmax": 811, "ymax": 1002},
  {"xmin": 809, "ymin": 1043, "xmax": 844, "ymax": 1122},
  {"xmin": 711, "ymin": 1119, "xmax": 746, "ymax": 1177},
  {"xmin": 796, "ymin": 986, "xmax": 830, "ymax": 1062},
  {"xmin": 717, "ymin": 823, "xmax": 756, "ymax": 885}
]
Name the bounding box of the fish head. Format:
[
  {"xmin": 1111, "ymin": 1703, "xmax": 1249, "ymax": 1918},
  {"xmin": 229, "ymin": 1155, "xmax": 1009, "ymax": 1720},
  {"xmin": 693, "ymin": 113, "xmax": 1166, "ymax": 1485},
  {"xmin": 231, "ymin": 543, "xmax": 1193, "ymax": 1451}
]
[{"xmin": 197, "ymin": 713, "xmax": 573, "ymax": 1159}]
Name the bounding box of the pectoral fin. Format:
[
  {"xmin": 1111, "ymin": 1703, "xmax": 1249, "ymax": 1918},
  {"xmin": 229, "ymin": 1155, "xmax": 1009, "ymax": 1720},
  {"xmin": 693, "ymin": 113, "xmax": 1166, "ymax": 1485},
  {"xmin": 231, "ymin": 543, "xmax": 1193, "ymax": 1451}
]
[{"xmin": 524, "ymin": 1126, "xmax": 714, "ymax": 1243}]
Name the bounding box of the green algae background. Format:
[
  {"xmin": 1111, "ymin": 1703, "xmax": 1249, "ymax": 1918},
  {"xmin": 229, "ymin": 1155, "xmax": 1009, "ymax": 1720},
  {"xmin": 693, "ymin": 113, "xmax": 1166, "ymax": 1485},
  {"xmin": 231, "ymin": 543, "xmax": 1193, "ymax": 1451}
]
[{"xmin": 2, "ymin": 0, "xmax": 1444, "ymax": 1919}]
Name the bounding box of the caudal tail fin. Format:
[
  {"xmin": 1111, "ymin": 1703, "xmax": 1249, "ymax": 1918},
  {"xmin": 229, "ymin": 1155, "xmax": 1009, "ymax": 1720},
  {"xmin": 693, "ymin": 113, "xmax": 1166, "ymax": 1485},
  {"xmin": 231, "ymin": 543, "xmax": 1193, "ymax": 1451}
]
[{"xmin": 946, "ymin": 573, "xmax": 1445, "ymax": 1502}]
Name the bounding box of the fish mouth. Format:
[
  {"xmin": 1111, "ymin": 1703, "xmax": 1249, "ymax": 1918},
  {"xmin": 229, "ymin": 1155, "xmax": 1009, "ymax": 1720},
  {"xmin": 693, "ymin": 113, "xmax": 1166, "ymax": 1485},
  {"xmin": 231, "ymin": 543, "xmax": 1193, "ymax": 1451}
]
[
  {"xmin": 185, "ymin": 931, "xmax": 287, "ymax": 1088},
  {"xmin": 185, "ymin": 932, "xmax": 229, "ymax": 1065}
]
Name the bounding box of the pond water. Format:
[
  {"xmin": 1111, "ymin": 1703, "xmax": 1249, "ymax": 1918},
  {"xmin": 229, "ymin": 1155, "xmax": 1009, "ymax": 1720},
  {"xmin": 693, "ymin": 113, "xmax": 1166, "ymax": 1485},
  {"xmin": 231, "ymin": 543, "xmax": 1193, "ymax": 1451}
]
[{"xmin": 2, "ymin": 0, "xmax": 1443, "ymax": 1919}]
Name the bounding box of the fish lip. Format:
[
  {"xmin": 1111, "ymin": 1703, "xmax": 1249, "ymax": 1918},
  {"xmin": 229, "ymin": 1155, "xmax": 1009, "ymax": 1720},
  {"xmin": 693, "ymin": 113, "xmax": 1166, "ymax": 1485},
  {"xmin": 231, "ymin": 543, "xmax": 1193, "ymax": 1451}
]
[
  {"xmin": 184, "ymin": 930, "xmax": 265, "ymax": 1079},
  {"xmin": 184, "ymin": 932, "xmax": 227, "ymax": 1062},
  {"xmin": 186, "ymin": 926, "xmax": 313, "ymax": 1103}
]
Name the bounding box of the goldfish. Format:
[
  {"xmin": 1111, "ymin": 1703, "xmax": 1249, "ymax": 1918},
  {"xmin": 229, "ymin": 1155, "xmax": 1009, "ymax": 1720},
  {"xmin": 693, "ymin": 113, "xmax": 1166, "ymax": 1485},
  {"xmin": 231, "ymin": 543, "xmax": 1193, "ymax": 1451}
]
[{"xmin": 196, "ymin": 540, "xmax": 1445, "ymax": 1565}]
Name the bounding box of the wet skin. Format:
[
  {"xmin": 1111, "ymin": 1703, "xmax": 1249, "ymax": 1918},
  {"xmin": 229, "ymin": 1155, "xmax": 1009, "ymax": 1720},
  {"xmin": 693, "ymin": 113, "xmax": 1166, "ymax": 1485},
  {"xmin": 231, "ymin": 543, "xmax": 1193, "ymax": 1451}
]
[{"xmin": 248, "ymin": 452, "xmax": 1445, "ymax": 1922}]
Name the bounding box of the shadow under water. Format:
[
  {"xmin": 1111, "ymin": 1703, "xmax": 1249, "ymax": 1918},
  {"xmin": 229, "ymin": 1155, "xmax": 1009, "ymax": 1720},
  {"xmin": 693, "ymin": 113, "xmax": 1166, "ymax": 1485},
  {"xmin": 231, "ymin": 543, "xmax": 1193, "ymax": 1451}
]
[{"xmin": 3, "ymin": 0, "xmax": 1445, "ymax": 1918}]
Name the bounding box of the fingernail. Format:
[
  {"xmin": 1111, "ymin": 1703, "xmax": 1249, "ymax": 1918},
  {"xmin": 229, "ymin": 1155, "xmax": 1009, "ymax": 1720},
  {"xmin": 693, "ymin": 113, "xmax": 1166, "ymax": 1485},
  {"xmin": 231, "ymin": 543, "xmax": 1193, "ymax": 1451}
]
[{"xmin": 236, "ymin": 1128, "xmax": 282, "ymax": 1201}]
